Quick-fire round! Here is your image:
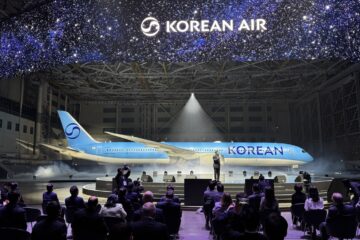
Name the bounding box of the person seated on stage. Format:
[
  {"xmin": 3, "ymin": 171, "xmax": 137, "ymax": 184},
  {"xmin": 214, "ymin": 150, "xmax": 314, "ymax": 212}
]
[
  {"xmin": 263, "ymin": 212, "xmax": 288, "ymax": 240},
  {"xmin": 42, "ymin": 183, "xmax": 60, "ymax": 214},
  {"xmin": 31, "ymin": 201, "xmax": 67, "ymax": 240},
  {"xmin": 319, "ymin": 192, "xmax": 356, "ymax": 240},
  {"xmin": 304, "ymin": 186, "xmax": 324, "ymax": 211},
  {"xmin": 72, "ymin": 196, "xmax": 108, "ymax": 240},
  {"xmin": 133, "ymin": 191, "xmax": 164, "ymax": 223},
  {"xmin": 248, "ymin": 183, "xmax": 263, "ymax": 212},
  {"xmin": 0, "ymin": 191, "xmax": 27, "ymax": 230},
  {"xmin": 156, "ymin": 190, "xmax": 182, "ymax": 236},
  {"xmin": 291, "ymin": 183, "xmax": 306, "ymax": 226},
  {"xmin": 117, "ymin": 187, "xmax": 134, "ymax": 222},
  {"xmin": 203, "ymin": 180, "xmax": 218, "ymax": 230},
  {"xmin": 159, "ymin": 184, "xmax": 180, "ymax": 203},
  {"xmin": 99, "ymin": 194, "xmax": 127, "ymax": 221},
  {"xmin": 214, "ymin": 183, "xmax": 224, "ymax": 203},
  {"xmin": 65, "ymin": 185, "xmax": 85, "ymax": 223},
  {"xmin": 131, "ymin": 202, "xmax": 169, "ymax": 240},
  {"xmin": 212, "ymin": 193, "xmax": 235, "ymax": 219},
  {"xmin": 125, "ymin": 182, "xmax": 142, "ymax": 211}
]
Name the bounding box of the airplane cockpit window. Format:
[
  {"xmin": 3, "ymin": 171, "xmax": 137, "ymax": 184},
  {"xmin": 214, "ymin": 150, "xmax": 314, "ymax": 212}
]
[{"xmin": 301, "ymin": 149, "xmax": 306, "ymax": 153}]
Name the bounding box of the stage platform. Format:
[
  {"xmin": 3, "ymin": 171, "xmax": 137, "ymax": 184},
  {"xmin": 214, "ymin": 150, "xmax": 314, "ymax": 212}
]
[{"xmin": 82, "ymin": 174, "xmax": 333, "ymax": 210}]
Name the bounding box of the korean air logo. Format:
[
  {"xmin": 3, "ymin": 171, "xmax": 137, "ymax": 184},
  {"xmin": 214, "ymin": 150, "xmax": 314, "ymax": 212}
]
[
  {"xmin": 141, "ymin": 17, "xmax": 160, "ymax": 37},
  {"xmin": 65, "ymin": 123, "xmax": 80, "ymax": 139}
]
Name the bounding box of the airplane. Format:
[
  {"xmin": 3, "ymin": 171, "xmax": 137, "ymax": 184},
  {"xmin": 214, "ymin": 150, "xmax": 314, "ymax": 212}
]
[{"xmin": 35, "ymin": 110, "xmax": 314, "ymax": 167}]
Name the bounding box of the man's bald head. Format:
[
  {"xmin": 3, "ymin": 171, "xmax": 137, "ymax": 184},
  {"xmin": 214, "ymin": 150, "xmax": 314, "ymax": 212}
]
[
  {"xmin": 142, "ymin": 191, "xmax": 154, "ymax": 203},
  {"xmin": 87, "ymin": 196, "xmax": 99, "ymax": 209},
  {"xmin": 332, "ymin": 192, "xmax": 343, "ymax": 205},
  {"xmin": 142, "ymin": 202, "xmax": 156, "ymax": 217}
]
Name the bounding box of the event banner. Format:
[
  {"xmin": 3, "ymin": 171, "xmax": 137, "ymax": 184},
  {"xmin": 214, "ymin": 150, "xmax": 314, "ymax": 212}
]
[{"xmin": 0, "ymin": 0, "xmax": 359, "ymax": 76}]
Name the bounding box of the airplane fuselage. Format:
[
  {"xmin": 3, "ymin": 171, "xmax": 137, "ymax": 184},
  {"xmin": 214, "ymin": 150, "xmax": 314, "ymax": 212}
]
[{"xmin": 69, "ymin": 142, "xmax": 313, "ymax": 166}]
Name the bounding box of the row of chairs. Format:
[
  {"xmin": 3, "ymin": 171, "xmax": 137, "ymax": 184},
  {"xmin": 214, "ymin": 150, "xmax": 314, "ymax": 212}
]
[{"xmin": 291, "ymin": 203, "xmax": 358, "ymax": 239}]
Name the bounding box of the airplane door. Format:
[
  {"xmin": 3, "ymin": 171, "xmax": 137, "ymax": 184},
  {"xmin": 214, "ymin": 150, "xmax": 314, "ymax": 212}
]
[{"xmin": 96, "ymin": 146, "xmax": 103, "ymax": 155}]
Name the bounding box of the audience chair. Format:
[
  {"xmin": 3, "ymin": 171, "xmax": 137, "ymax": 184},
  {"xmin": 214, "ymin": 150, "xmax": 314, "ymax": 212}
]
[
  {"xmin": 0, "ymin": 227, "xmax": 30, "ymax": 240},
  {"xmin": 24, "ymin": 207, "xmax": 41, "ymax": 228},
  {"xmin": 303, "ymin": 209, "xmax": 327, "ymax": 237},
  {"xmin": 327, "ymin": 214, "xmax": 358, "ymax": 239}
]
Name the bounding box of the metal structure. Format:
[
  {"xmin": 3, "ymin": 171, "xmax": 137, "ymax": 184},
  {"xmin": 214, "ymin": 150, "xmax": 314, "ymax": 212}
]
[{"xmin": 47, "ymin": 60, "xmax": 351, "ymax": 102}]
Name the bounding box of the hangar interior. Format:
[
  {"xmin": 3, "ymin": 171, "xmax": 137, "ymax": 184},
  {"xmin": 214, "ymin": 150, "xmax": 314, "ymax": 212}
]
[{"xmin": 0, "ymin": 60, "xmax": 359, "ymax": 168}]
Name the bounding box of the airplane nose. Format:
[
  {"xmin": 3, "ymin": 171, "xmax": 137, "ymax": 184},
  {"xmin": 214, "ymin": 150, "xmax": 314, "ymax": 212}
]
[{"xmin": 307, "ymin": 153, "xmax": 314, "ymax": 162}]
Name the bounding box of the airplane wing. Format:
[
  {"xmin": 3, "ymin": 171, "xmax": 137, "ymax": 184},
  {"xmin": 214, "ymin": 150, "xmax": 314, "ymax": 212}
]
[{"xmin": 105, "ymin": 132, "xmax": 196, "ymax": 156}]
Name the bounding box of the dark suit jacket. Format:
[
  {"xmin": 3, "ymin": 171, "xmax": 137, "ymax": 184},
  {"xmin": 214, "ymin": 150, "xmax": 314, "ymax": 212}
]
[
  {"xmin": 133, "ymin": 207, "xmax": 164, "ymax": 223},
  {"xmin": 327, "ymin": 203, "xmax": 355, "ymax": 223},
  {"xmin": 131, "ymin": 217, "xmax": 169, "ymax": 240},
  {"xmin": 72, "ymin": 208, "xmax": 108, "ymax": 240},
  {"xmin": 31, "ymin": 217, "xmax": 67, "ymax": 240},
  {"xmin": 0, "ymin": 204, "xmax": 27, "ymax": 230},
  {"xmin": 291, "ymin": 192, "xmax": 306, "ymax": 205},
  {"xmin": 65, "ymin": 196, "xmax": 85, "ymax": 223},
  {"xmin": 248, "ymin": 193, "xmax": 263, "ymax": 211},
  {"xmin": 159, "ymin": 195, "xmax": 181, "ymax": 204},
  {"xmin": 156, "ymin": 199, "xmax": 182, "ymax": 234}
]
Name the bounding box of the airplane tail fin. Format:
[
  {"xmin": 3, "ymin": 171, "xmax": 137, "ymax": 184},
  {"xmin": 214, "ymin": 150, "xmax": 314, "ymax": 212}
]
[{"xmin": 57, "ymin": 111, "xmax": 97, "ymax": 147}]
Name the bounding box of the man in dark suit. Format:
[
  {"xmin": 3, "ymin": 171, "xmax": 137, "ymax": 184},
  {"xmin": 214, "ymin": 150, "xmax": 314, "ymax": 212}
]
[
  {"xmin": 0, "ymin": 191, "xmax": 27, "ymax": 230},
  {"xmin": 72, "ymin": 196, "xmax": 108, "ymax": 240},
  {"xmin": 248, "ymin": 183, "xmax": 263, "ymax": 212},
  {"xmin": 159, "ymin": 184, "xmax": 181, "ymax": 203},
  {"xmin": 31, "ymin": 201, "xmax": 67, "ymax": 240},
  {"xmin": 131, "ymin": 202, "xmax": 169, "ymax": 240},
  {"xmin": 156, "ymin": 190, "xmax": 182, "ymax": 235},
  {"xmin": 42, "ymin": 183, "xmax": 60, "ymax": 213},
  {"xmin": 320, "ymin": 192, "xmax": 356, "ymax": 240},
  {"xmin": 65, "ymin": 185, "xmax": 85, "ymax": 224},
  {"xmin": 133, "ymin": 191, "xmax": 164, "ymax": 223}
]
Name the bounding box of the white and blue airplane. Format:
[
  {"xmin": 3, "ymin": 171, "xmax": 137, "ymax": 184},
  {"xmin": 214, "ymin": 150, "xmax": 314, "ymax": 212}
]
[{"xmin": 38, "ymin": 111, "xmax": 314, "ymax": 167}]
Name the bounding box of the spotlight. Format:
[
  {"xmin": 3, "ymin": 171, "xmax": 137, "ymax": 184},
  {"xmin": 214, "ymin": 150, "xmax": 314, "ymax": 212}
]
[
  {"xmin": 190, "ymin": 170, "xmax": 194, "ymax": 175},
  {"xmin": 268, "ymin": 171, "xmax": 272, "ymax": 178},
  {"xmin": 105, "ymin": 174, "xmax": 109, "ymax": 177},
  {"xmin": 228, "ymin": 171, "xmax": 233, "ymax": 177},
  {"xmin": 69, "ymin": 175, "xmax": 73, "ymax": 179},
  {"xmin": 177, "ymin": 171, "xmax": 182, "ymax": 176},
  {"xmin": 164, "ymin": 171, "xmax": 168, "ymax": 176},
  {"xmin": 243, "ymin": 170, "xmax": 247, "ymax": 177}
]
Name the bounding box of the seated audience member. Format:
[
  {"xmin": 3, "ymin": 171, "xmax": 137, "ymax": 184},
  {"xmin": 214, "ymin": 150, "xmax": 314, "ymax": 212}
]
[
  {"xmin": 0, "ymin": 191, "xmax": 27, "ymax": 230},
  {"xmin": 213, "ymin": 193, "xmax": 234, "ymax": 218},
  {"xmin": 291, "ymin": 184, "xmax": 306, "ymax": 226},
  {"xmin": 260, "ymin": 187, "xmax": 279, "ymax": 212},
  {"xmin": 304, "ymin": 186, "xmax": 324, "ymax": 211},
  {"xmin": 42, "ymin": 183, "xmax": 60, "ymax": 214},
  {"xmin": 248, "ymin": 183, "xmax": 263, "ymax": 212},
  {"xmin": 72, "ymin": 196, "xmax": 108, "ymax": 240},
  {"xmin": 99, "ymin": 194, "xmax": 127, "ymax": 221},
  {"xmin": 237, "ymin": 212, "xmax": 266, "ymax": 240},
  {"xmin": 10, "ymin": 182, "xmax": 25, "ymax": 207},
  {"xmin": 263, "ymin": 212, "xmax": 288, "ymax": 240},
  {"xmin": 133, "ymin": 191, "xmax": 164, "ymax": 223},
  {"xmin": 126, "ymin": 182, "xmax": 142, "ymax": 210},
  {"xmin": 156, "ymin": 190, "xmax": 182, "ymax": 235},
  {"xmin": 31, "ymin": 201, "xmax": 67, "ymax": 240},
  {"xmin": 320, "ymin": 192, "xmax": 356, "ymax": 240},
  {"xmin": 203, "ymin": 180, "xmax": 218, "ymax": 230},
  {"xmin": 222, "ymin": 193, "xmax": 250, "ymax": 238},
  {"xmin": 117, "ymin": 187, "xmax": 134, "ymax": 221},
  {"xmin": 0, "ymin": 182, "xmax": 10, "ymax": 205},
  {"xmin": 159, "ymin": 184, "xmax": 180, "ymax": 203},
  {"xmin": 131, "ymin": 202, "xmax": 169, "ymax": 240},
  {"xmin": 65, "ymin": 185, "xmax": 85, "ymax": 223},
  {"xmin": 214, "ymin": 183, "xmax": 225, "ymax": 203},
  {"xmin": 108, "ymin": 222, "xmax": 132, "ymax": 240}
]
